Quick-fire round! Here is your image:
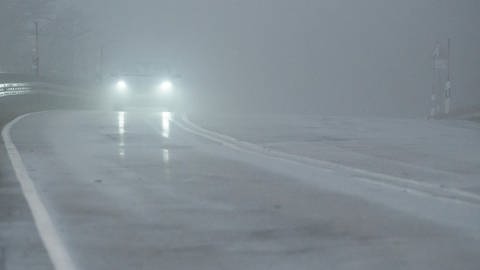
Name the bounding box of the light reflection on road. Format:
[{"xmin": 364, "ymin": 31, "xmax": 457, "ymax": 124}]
[
  {"xmin": 162, "ymin": 148, "xmax": 170, "ymax": 164},
  {"xmin": 117, "ymin": 111, "xmax": 173, "ymax": 175},
  {"xmin": 117, "ymin": 111, "xmax": 126, "ymax": 158},
  {"xmin": 160, "ymin": 112, "xmax": 172, "ymax": 178},
  {"xmin": 161, "ymin": 112, "xmax": 171, "ymax": 138}
]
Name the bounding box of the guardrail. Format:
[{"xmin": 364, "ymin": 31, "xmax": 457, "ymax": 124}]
[
  {"xmin": 0, "ymin": 80, "xmax": 88, "ymax": 99},
  {"xmin": 0, "ymin": 82, "xmax": 33, "ymax": 97}
]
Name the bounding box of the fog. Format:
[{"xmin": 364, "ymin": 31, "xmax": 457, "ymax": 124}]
[{"xmin": 1, "ymin": 0, "xmax": 479, "ymax": 116}]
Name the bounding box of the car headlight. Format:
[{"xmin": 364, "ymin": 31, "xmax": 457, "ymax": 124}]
[
  {"xmin": 116, "ymin": 80, "xmax": 128, "ymax": 93},
  {"xmin": 159, "ymin": 80, "xmax": 173, "ymax": 94}
]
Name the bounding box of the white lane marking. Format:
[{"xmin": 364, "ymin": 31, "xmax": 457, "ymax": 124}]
[
  {"xmin": 1, "ymin": 113, "xmax": 77, "ymax": 270},
  {"xmin": 176, "ymin": 114, "xmax": 480, "ymax": 206}
]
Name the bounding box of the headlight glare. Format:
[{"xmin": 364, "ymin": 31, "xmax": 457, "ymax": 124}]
[
  {"xmin": 116, "ymin": 80, "xmax": 128, "ymax": 92},
  {"xmin": 159, "ymin": 80, "xmax": 173, "ymax": 94}
]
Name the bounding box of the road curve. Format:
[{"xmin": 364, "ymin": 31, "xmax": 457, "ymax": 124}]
[{"xmin": 3, "ymin": 110, "xmax": 480, "ymax": 270}]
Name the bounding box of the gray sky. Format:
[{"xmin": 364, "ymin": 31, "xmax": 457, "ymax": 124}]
[{"xmin": 2, "ymin": 0, "xmax": 480, "ymax": 116}]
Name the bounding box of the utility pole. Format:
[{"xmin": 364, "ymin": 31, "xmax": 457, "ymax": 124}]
[
  {"xmin": 99, "ymin": 45, "xmax": 104, "ymax": 84},
  {"xmin": 444, "ymin": 38, "xmax": 452, "ymax": 115},
  {"xmin": 430, "ymin": 41, "xmax": 441, "ymax": 118},
  {"xmin": 429, "ymin": 39, "xmax": 452, "ymax": 118},
  {"xmin": 33, "ymin": 21, "xmax": 40, "ymax": 77}
]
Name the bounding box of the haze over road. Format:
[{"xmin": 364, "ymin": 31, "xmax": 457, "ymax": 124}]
[
  {"xmin": 2, "ymin": 1, "xmax": 480, "ymax": 269},
  {"xmin": 3, "ymin": 110, "xmax": 480, "ymax": 270}
]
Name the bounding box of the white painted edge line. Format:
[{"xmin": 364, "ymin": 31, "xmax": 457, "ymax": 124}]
[
  {"xmin": 1, "ymin": 113, "xmax": 76, "ymax": 270},
  {"xmin": 178, "ymin": 114, "xmax": 480, "ymax": 206}
]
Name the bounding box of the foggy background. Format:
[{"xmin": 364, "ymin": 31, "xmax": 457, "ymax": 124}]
[{"xmin": 1, "ymin": 0, "xmax": 479, "ymax": 117}]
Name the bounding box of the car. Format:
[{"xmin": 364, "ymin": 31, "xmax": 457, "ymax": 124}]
[{"xmin": 107, "ymin": 74, "xmax": 179, "ymax": 111}]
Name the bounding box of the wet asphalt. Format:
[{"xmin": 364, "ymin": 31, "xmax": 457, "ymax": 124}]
[
  {"xmin": 6, "ymin": 110, "xmax": 480, "ymax": 270},
  {"xmin": 0, "ymin": 93, "xmax": 92, "ymax": 270}
]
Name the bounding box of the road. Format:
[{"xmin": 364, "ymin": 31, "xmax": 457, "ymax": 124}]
[
  {"xmin": 0, "ymin": 94, "xmax": 93, "ymax": 270},
  {"xmin": 2, "ymin": 110, "xmax": 480, "ymax": 270}
]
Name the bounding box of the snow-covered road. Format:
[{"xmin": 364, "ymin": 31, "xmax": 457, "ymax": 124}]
[{"xmin": 3, "ymin": 111, "xmax": 480, "ymax": 270}]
